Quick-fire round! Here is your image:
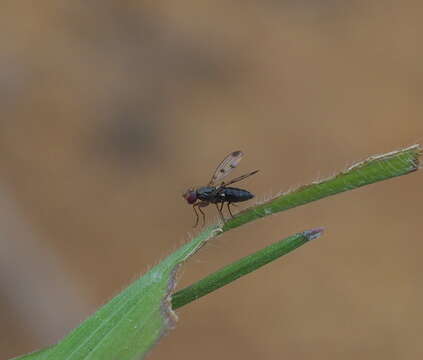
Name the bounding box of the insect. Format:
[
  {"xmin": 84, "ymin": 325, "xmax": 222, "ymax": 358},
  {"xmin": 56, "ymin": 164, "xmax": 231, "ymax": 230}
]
[{"xmin": 183, "ymin": 150, "xmax": 259, "ymax": 227}]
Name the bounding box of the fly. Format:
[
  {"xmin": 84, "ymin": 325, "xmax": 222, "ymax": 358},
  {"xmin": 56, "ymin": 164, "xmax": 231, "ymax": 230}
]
[{"xmin": 183, "ymin": 150, "xmax": 259, "ymax": 227}]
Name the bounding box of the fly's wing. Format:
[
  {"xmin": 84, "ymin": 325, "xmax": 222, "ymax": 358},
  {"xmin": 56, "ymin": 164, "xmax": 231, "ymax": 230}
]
[
  {"xmin": 208, "ymin": 150, "xmax": 244, "ymax": 186},
  {"xmin": 221, "ymin": 169, "xmax": 259, "ymax": 187}
]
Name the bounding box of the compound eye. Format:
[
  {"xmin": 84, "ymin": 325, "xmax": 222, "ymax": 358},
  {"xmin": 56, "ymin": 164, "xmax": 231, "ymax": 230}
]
[{"xmin": 183, "ymin": 190, "xmax": 197, "ymax": 204}]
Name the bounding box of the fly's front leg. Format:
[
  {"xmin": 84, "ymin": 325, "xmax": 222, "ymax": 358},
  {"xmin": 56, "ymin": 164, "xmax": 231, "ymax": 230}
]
[
  {"xmin": 193, "ymin": 201, "xmax": 209, "ymax": 227},
  {"xmin": 192, "ymin": 203, "xmax": 200, "ymax": 228}
]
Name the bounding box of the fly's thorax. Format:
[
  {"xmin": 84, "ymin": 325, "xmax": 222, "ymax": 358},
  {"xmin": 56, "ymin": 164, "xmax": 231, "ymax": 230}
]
[{"xmin": 196, "ymin": 186, "xmax": 217, "ymax": 201}]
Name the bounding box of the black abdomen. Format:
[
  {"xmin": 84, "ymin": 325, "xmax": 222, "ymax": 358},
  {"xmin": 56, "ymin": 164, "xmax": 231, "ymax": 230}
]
[{"xmin": 219, "ymin": 187, "xmax": 254, "ymax": 203}]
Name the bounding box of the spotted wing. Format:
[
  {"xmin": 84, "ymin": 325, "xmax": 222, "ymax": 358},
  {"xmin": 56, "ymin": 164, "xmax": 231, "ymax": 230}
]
[
  {"xmin": 208, "ymin": 150, "xmax": 244, "ymax": 186},
  {"xmin": 221, "ymin": 169, "xmax": 259, "ymax": 187}
]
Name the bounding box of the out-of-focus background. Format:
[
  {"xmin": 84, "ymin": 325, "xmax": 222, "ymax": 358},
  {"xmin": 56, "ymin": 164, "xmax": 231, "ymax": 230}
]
[{"xmin": 1, "ymin": 1, "xmax": 423, "ymax": 359}]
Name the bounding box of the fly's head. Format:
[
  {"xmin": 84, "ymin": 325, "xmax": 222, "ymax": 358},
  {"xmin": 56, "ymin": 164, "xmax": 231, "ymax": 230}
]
[{"xmin": 183, "ymin": 188, "xmax": 197, "ymax": 204}]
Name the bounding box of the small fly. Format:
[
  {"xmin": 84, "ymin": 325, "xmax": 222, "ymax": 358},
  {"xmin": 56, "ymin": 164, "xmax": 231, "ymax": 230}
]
[{"xmin": 183, "ymin": 150, "xmax": 259, "ymax": 227}]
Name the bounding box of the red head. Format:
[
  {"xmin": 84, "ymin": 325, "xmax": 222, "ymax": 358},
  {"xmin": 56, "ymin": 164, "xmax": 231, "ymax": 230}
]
[{"xmin": 183, "ymin": 188, "xmax": 197, "ymax": 204}]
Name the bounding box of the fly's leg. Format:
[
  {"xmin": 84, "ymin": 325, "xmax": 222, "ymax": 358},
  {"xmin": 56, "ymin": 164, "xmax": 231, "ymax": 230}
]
[
  {"xmin": 192, "ymin": 203, "xmax": 200, "ymax": 228},
  {"xmin": 219, "ymin": 202, "xmax": 225, "ymax": 212},
  {"xmin": 198, "ymin": 202, "xmax": 208, "ymax": 226},
  {"xmin": 215, "ymin": 203, "xmax": 225, "ymax": 223},
  {"xmin": 227, "ymin": 202, "xmax": 234, "ymax": 218},
  {"xmin": 193, "ymin": 201, "xmax": 209, "ymax": 227}
]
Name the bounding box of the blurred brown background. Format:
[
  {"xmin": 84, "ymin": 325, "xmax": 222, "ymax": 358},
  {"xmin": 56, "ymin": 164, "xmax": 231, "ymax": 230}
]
[{"xmin": 1, "ymin": 1, "xmax": 423, "ymax": 359}]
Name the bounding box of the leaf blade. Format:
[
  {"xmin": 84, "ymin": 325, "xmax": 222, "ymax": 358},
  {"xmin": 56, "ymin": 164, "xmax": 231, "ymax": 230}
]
[
  {"xmin": 172, "ymin": 227, "xmax": 324, "ymax": 309},
  {"xmin": 11, "ymin": 226, "xmax": 221, "ymax": 360},
  {"xmin": 223, "ymin": 145, "xmax": 421, "ymax": 230}
]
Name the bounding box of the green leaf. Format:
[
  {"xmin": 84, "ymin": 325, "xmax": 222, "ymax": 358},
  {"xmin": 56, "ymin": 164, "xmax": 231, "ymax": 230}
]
[
  {"xmin": 172, "ymin": 227, "xmax": 324, "ymax": 309},
  {"xmin": 223, "ymin": 144, "xmax": 422, "ymax": 230},
  {"xmin": 11, "ymin": 144, "xmax": 421, "ymax": 360},
  {"xmin": 12, "ymin": 226, "xmax": 222, "ymax": 360}
]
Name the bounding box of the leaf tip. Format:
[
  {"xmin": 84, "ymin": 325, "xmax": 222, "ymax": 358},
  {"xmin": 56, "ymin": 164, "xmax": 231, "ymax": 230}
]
[{"xmin": 303, "ymin": 227, "xmax": 324, "ymax": 241}]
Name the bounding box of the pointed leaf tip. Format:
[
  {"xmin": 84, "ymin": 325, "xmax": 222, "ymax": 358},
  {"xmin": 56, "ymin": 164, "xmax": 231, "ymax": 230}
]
[{"xmin": 304, "ymin": 227, "xmax": 324, "ymax": 241}]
